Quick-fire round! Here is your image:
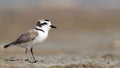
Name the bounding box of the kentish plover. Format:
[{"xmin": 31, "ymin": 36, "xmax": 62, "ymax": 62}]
[{"xmin": 4, "ymin": 19, "xmax": 56, "ymax": 63}]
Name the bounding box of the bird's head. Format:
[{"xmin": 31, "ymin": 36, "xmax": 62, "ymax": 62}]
[{"xmin": 36, "ymin": 19, "xmax": 56, "ymax": 31}]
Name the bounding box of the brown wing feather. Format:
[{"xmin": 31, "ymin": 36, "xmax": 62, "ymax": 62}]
[{"xmin": 12, "ymin": 29, "xmax": 38, "ymax": 45}]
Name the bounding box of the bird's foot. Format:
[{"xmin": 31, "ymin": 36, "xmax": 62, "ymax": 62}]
[
  {"xmin": 29, "ymin": 60, "xmax": 38, "ymax": 63},
  {"xmin": 25, "ymin": 59, "xmax": 38, "ymax": 63}
]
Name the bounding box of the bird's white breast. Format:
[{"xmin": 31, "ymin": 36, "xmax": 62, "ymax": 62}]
[{"xmin": 33, "ymin": 30, "xmax": 48, "ymax": 45}]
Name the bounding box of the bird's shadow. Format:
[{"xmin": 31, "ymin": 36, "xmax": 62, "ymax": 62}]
[
  {"xmin": 4, "ymin": 57, "xmax": 27, "ymax": 62},
  {"xmin": 4, "ymin": 57, "xmax": 39, "ymax": 63}
]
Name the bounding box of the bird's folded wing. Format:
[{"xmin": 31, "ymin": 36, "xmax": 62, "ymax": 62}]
[{"xmin": 12, "ymin": 29, "xmax": 38, "ymax": 45}]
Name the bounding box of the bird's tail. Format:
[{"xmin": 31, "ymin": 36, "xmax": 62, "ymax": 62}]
[{"xmin": 4, "ymin": 43, "xmax": 13, "ymax": 48}]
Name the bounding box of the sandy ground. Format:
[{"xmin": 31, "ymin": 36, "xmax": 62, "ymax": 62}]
[
  {"xmin": 1, "ymin": 45, "xmax": 120, "ymax": 68},
  {"xmin": 1, "ymin": 54, "xmax": 120, "ymax": 68}
]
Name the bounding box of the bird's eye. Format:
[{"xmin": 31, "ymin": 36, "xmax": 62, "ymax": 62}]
[{"xmin": 41, "ymin": 22, "xmax": 47, "ymax": 25}]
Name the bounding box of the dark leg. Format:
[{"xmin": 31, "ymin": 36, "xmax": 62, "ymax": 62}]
[
  {"xmin": 30, "ymin": 47, "xmax": 37, "ymax": 63},
  {"xmin": 25, "ymin": 48, "xmax": 28, "ymax": 55},
  {"xmin": 25, "ymin": 48, "xmax": 29, "ymax": 61}
]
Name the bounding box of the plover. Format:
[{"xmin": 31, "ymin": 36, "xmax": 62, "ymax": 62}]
[{"xmin": 4, "ymin": 19, "xmax": 56, "ymax": 63}]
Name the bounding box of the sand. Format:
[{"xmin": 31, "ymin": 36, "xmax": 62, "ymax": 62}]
[{"xmin": 1, "ymin": 51, "xmax": 120, "ymax": 68}]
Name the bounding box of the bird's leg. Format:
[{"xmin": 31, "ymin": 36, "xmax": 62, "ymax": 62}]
[
  {"xmin": 25, "ymin": 48, "xmax": 29, "ymax": 61},
  {"xmin": 30, "ymin": 47, "xmax": 37, "ymax": 63}
]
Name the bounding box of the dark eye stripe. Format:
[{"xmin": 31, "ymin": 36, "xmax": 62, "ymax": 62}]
[{"xmin": 41, "ymin": 22, "xmax": 47, "ymax": 25}]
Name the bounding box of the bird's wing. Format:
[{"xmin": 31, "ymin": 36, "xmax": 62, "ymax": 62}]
[{"xmin": 12, "ymin": 29, "xmax": 38, "ymax": 45}]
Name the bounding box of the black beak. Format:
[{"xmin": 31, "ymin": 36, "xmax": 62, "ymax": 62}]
[{"xmin": 50, "ymin": 25, "xmax": 57, "ymax": 29}]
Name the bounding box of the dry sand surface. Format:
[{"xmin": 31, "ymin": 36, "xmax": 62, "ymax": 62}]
[{"xmin": 1, "ymin": 45, "xmax": 120, "ymax": 68}]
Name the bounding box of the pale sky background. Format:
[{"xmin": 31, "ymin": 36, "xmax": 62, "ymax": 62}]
[{"xmin": 0, "ymin": 0, "xmax": 120, "ymax": 9}]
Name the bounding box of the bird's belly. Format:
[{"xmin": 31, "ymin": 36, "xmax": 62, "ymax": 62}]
[
  {"xmin": 19, "ymin": 32, "xmax": 48, "ymax": 48},
  {"xmin": 20, "ymin": 36, "xmax": 47, "ymax": 48},
  {"xmin": 33, "ymin": 33, "xmax": 48, "ymax": 45}
]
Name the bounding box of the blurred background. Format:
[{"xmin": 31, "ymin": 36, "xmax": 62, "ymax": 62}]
[{"xmin": 1, "ymin": 0, "xmax": 120, "ymax": 55}]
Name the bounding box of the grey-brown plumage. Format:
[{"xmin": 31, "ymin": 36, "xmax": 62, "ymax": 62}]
[{"xmin": 4, "ymin": 29, "xmax": 38, "ymax": 48}]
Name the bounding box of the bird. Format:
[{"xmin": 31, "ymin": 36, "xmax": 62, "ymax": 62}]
[{"xmin": 4, "ymin": 19, "xmax": 57, "ymax": 63}]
